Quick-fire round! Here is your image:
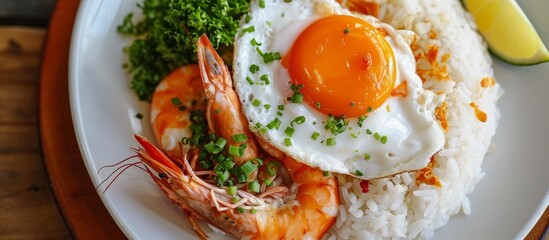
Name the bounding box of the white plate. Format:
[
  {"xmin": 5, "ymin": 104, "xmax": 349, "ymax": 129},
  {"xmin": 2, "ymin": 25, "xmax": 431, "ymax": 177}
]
[{"xmin": 69, "ymin": 0, "xmax": 549, "ymax": 239}]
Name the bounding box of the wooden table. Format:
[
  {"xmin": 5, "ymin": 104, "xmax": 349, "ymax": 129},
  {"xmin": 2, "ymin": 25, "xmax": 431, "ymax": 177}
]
[{"xmin": 0, "ymin": 0, "xmax": 547, "ymax": 239}]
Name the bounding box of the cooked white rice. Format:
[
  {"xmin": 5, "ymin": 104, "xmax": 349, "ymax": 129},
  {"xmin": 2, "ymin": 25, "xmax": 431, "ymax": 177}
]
[{"xmin": 327, "ymin": 0, "xmax": 502, "ymax": 239}]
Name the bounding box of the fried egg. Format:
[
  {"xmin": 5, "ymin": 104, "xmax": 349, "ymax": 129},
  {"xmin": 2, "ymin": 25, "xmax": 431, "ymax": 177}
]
[{"xmin": 232, "ymin": 0, "xmax": 445, "ymax": 179}]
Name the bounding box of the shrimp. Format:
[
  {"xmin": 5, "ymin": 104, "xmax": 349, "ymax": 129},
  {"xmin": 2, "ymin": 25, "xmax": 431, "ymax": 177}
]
[
  {"xmin": 133, "ymin": 134, "xmax": 339, "ymax": 239},
  {"xmin": 150, "ymin": 65, "xmax": 205, "ymax": 159},
  {"xmin": 127, "ymin": 34, "xmax": 339, "ymax": 239},
  {"xmin": 196, "ymin": 35, "xmax": 258, "ymax": 167}
]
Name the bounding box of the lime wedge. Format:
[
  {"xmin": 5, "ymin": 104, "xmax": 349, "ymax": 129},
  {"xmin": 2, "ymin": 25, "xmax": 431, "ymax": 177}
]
[{"xmin": 464, "ymin": 0, "xmax": 549, "ymax": 65}]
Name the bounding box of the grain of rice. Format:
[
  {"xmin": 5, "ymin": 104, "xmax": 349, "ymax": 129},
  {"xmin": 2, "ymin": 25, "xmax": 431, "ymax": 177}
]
[{"xmin": 327, "ymin": 0, "xmax": 501, "ymax": 238}]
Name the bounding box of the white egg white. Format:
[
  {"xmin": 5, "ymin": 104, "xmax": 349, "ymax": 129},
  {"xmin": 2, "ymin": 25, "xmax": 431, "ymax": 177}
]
[{"xmin": 232, "ymin": 0, "xmax": 445, "ymax": 179}]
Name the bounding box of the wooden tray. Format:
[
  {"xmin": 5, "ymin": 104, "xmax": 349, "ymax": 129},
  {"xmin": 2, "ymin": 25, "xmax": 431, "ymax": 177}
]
[
  {"xmin": 38, "ymin": 0, "xmax": 125, "ymax": 238},
  {"xmin": 37, "ymin": 0, "xmax": 547, "ymax": 239}
]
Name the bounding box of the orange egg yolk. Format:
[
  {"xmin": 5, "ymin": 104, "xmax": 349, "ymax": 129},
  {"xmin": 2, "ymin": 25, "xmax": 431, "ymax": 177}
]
[{"xmin": 283, "ymin": 15, "xmax": 396, "ymax": 117}]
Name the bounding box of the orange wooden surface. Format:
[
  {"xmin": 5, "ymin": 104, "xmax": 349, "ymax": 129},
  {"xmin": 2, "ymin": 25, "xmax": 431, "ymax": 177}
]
[
  {"xmin": 38, "ymin": 0, "xmax": 125, "ymax": 239},
  {"xmin": 36, "ymin": 0, "xmax": 547, "ymax": 239}
]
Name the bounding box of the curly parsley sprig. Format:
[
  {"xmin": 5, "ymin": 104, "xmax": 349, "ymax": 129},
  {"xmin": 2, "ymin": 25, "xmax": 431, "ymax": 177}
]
[{"xmin": 118, "ymin": 0, "xmax": 250, "ymax": 101}]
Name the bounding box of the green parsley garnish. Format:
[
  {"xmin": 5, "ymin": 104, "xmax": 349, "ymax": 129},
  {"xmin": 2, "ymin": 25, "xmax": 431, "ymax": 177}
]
[{"xmin": 117, "ymin": 0, "xmax": 250, "ymax": 101}]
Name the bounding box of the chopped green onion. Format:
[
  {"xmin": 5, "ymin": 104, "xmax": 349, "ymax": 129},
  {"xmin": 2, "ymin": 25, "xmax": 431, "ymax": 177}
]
[
  {"xmin": 260, "ymin": 74, "xmax": 271, "ymax": 84},
  {"xmin": 250, "ymin": 208, "xmax": 257, "ymax": 214},
  {"xmin": 277, "ymin": 111, "xmax": 283, "ymax": 117},
  {"xmin": 284, "ymin": 0, "xmax": 292, "ymax": 2},
  {"xmin": 237, "ymin": 171, "xmax": 247, "ymax": 183},
  {"xmin": 232, "ymin": 134, "xmax": 248, "ymax": 143},
  {"xmin": 245, "ymin": 14, "xmax": 252, "ymax": 23},
  {"xmin": 249, "ymin": 64, "xmax": 259, "ymax": 73},
  {"xmin": 179, "ymin": 105, "xmax": 187, "ymax": 111},
  {"xmin": 355, "ymin": 170, "xmax": 364, "ymax": 176},
  {"xmin": 266, "ymin": 161, "xmax": 278, "ymax": 176},
  {"xmin": 315, "ymin": 102, "xmax": 321, "ymax": 108},
  {"xmin": 262, "ymin": 52, "xmax": 281, "ymax": 63},
  {"xmin": 242, "ymin": 25, "xmax": 255, "ymax": 34},
  {"xmin": 251, "ymin": 38, "xmax": 262, "ymax": 46},
  {"xmin": 374, "ymin": 132, "xmax": 381, "ymax": 141},
  {"xmin": 259, "ymin": 0, "xmax": 265, "ymax": 8},
  {"xmin": 217, "ymin": 170, "xmax": 230, "ymax": 182},
  {"xmin": 284, "ymin": 126, "xmax": 295, "ymax": 137},
  {"xmin": 232, "ymin": 197, "xmax": 239, "ymax": 204},
  {"xmin": 264, "ymin": 104, "xmax": 271, "ymax": 110},
  {"xmin": 264, "ymin": 178, "xmax": 273, "ymax": 186},
  {"xmin": 367, "ymin": 106, "xmax": 373, "ymax": 112},
  {"xmin": 246, "ymin": 76, "xmax": 254, "ymax": 85},
  {"xmin": 366, "ymin": 129, "xmax": 372, "ymax": 135},
  {"xmin": 343, "ymin": 28, "xmax": 350, "ymax": 34},
  {"xmin": 253, "ymin": 99, "xmax": 261, "ymax": 107},
  {"xmin": 364, "ymin": 153, "xmax": 371, "ymax": 160},
  {"xmin": 199, "ymin": 160, "xmax": 213, "ymax": 170},
  {"xmin": 252, "ymin": 158, "xmax": 264, "ymax": 166},
  {"xmin": 311, "ymin": 132, "xmax": 320, "ymax": 140},
  {"xmin": 324, "ymin": 115, "xmax": 348, "ymax": 135},
  {"xmin": 240, "ymin": 161, "xmax": 258, "ymax": 175},
  {"xmin": 215, "ymin": 137, "xmax": 227, "ymax": 148},
  {"xmin": 284, "ymin": 138, "xmax": 292, "ymax": 146},
  {"xmin": 181, "ymin": 137, "xmax": 190, "ymax": 145},
  {"xmin": 249, "ymin": 180, "xmax": 260, "ymax": 193},
  {"xmin": 278, "ymin": 105, "xmax": 285, "ymax": 111},
  {"xmin": 229, "ymin": 145, "xmax": 244, "ymax": 156},
  {"xmin": 323, "ymin": 171, "xmax": 329, "ymax": 176},
  {"xmin": 237, "ymin": 207, "xmax": 246, "ymax": 213},
  {"xmin": 358, "ymin": 116, "xmax": 367, "ymax": 127},
  {"xmin": 291, "ymin": 93, "xmax": 303, "ymax": 103},
  {"xmin": 256, "ymin": 47, "xmax": 264, "ymax": 56},
  {"xmin": 204, "ymin": 142, "xmax": 216, "ymax": 153},
  {"xmin": 227, "ymin": 186, "xmax": 237, "ymax": 195},
  {"xmin": 326, "ymin": 138, "xmax": 336, "ymax": 146},
  {"xmin": 171, "ymin": 97, "xmax": 182, "ymax": 106},
  {"xmin": 380, "ymin": 136, "xmax": 388, "ymax": 144},
  {"xmin": 266, "ymin": 118, "xmax": 281, "ymax": 130},
  {"xmin": 292, "ymin": 116, "xmax": 306, "ymax": 125}
]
